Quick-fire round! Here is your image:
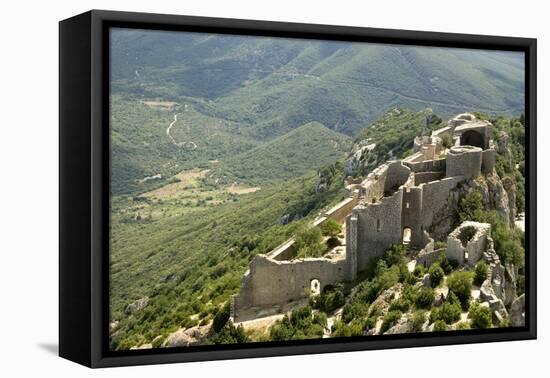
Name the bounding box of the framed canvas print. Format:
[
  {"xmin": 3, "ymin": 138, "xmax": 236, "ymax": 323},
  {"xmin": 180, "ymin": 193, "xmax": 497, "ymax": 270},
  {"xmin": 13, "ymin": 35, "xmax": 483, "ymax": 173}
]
[{"xmin": 59, "ymin": 10, "xmax": 537, "ymax": 368}]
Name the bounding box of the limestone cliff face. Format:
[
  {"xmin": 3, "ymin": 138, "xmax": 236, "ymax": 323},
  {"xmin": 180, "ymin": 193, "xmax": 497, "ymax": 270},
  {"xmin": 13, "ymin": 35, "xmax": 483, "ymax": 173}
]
[
  {"xmin": 475, "ymin": 174, "xmax": 513, "ymax": 227},
  {"xmin": 344, "ymin": 140, "xmax": 379, "ymax": 177},
  {"xmin": 430, "ymin": 173, "xmax": 515, "ymax": 241}
]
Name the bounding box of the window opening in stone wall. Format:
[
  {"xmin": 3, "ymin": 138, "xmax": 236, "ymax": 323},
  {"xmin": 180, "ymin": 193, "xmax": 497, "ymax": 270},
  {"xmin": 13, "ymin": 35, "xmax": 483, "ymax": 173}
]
[{"xmin": 403, "ymin": 227, "xmax": 411, "ymax": 244}]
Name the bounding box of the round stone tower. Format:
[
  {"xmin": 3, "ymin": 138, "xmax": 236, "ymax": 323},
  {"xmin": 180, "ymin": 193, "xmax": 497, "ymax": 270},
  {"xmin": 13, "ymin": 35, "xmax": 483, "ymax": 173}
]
[{"xmin": 446, "ymin": 145, "xmax": 482, "ymax": 179}]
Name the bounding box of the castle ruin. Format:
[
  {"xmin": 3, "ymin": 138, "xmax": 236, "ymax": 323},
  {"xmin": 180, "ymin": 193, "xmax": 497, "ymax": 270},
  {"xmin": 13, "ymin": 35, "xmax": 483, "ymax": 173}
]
[{"xmin": 231, "ymin": 113, "xmax": 499, "ymax": 322}]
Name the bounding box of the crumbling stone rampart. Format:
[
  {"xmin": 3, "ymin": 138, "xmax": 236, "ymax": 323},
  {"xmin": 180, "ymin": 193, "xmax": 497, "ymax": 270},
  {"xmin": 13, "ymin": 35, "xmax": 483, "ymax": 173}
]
[
  {"xmin": 446, "ymin": 221, "xmax": 491, "ymax": 266},
  {"xmin": 232, "ymin": 113, "xmax": 500, "ymax": 321}
]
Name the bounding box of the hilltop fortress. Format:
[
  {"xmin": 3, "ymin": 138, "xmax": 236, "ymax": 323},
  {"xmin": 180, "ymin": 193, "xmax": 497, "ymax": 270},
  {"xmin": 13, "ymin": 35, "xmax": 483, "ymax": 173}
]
[{"xmin": 231, "ymin": 113, "xmax": 510, "ymax": 323}]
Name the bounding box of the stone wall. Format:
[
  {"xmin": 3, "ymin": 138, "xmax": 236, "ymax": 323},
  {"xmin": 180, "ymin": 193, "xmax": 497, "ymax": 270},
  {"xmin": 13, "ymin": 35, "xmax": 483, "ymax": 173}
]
[
  {"xmin": 482, "ymin": 148, "xmax": 496, "ymax": 174},
  {"xmin": 384, "ymin": 161, "xmax": 412, "ymax": 194},
  {"xmin": 404, "ymin": 157, "xmax": 446, "ymax": 173},
  {"xmin": 362, "ymin": 164, "xmax": 389, "ymax": 204},
  {"xmin": 232, "ymin": 254, "xmax": 349, "ymax": 320},
  {"xmin": 446, "ymin": 146, "xmax": 482, "ymax": 179},
  {"xmin": 419, "ymin": 176, "xmax": 463, "ymax": 234},
  {"xmin": 414, "ymin": 171, "xmax": 445, "ymax": 185},
  {"xmin": 402, "ymin": 186, "xmax": 423, "ymax": 247},
  {"xmin": 446, "ymin": 221, "xmax": 491, "ymax": 266},
  {"xmin": 323, "ymin": 197, "xmax": 359, "ymax": 224},
  {"xmin": 267, "ymin": 238, "xmax": 297, "ymax": 261},
  {"xmin": 354, "ymin": 189, "xmax": 404, "ymax": 270},
  {"xmin": 454, "ymin": 120, "xmax": 493, "ymax": 150},
  {"xmin": 417, "ymin": 248, "xmax": 445, "ymax": 268}
]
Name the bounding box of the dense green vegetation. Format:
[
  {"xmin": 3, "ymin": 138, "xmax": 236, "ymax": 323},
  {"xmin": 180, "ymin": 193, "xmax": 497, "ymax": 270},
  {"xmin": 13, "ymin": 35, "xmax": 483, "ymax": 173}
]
[
  {"xmin": 311, "ymin": 283, "xmax": 348, "ymax": 313},
  {"xmin": 458, "ymin": 191, "xmax": 525, "ymax": 268},
  {"xmin": 110, "ymin": 96, "xmax": 260, "ymax": 195},
  {"xmin": 108, "ymin": 29, "xmax": 526, "ymax": 347},
  {"xmin": 294, "ymin": 226, "xmax": 326, "ymax": 258},
  {"xmin": 270, "ymin": 306, "xmax": 327, "ymax": 341},
  {"xmin": 474, "ymin": 112, "xmax": 526, "ymax": 214},
  {"xmin": 111, "ymin": 29, "xmax": 525, "ymax": 141},
  {"xmin": 208, "ymin": 122, "xmax": 351, "ymax": 186},
  {"xmin": 109, "ymin": 169, "xmax": 345, "ymax": 350},
  {"xmin": 468, "ymin": 302, "xmax": 493, "ymax": 329},
  {"xmin": 473, "ymin": 262, "xmax": 489, "ymax": 286},
  {"xmin": 430, "ymin": 292, "xmax": 462, "ymax": 325},
  {"xmin": 428, "ymin": 263, "xmax": 445, "ymax": 288},
  {"xmin": 446, "ymin": 271, "xmax": 474, "ymax": 311}
]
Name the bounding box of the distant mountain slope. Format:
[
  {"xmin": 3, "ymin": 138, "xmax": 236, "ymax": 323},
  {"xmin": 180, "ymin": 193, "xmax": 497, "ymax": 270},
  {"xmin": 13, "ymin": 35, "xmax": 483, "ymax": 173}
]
[
  {"xmin": 211, "ymin": 122, "xmax": 352, "ymax": 185},
  {"xmin": 110, "ymin": 96, "xmax": 259, "ymax": 195},
  {"xmin": 111, "ymin": 29, "xmax": 524, "ymax": 137}
]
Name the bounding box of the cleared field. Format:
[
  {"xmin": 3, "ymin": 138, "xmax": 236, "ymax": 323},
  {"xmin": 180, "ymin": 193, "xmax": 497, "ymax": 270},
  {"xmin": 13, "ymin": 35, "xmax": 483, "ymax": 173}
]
[
  {"xmin": 142, "ymin": 169, "xmax": 209, "ymax": 199},
  {"xmin": 227, "ymin": 184, "xmax": 261, "ymax": 195},
  {"xmin": 142, "ymin": 100, "xmax": 179, "ymax": 110}
]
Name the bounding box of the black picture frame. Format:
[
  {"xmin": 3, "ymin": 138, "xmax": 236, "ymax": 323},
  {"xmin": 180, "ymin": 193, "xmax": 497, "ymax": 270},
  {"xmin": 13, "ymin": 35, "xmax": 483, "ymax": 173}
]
[{"xmin": 59, "ymin": 9, "xmax": 537, "ymax": 368}]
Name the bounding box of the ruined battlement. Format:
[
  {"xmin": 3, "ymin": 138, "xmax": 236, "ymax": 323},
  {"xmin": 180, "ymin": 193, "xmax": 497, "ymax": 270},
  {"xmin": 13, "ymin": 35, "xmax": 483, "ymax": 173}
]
[{"xmin": 231, "ymin": 113, "xmax": 497, "ymax": 322}]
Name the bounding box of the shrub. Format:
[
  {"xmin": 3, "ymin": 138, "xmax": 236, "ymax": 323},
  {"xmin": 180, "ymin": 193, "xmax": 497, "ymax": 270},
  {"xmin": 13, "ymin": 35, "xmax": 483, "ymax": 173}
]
[
  {"xmin": 270, "ymin": 316, "xmax": 294, "ymax": 341},
  {"xmin": 212, "ymin": 323, "xmax": 248, "ymax": 344},
  {"xmin": 458, "ymin": 191, "xmax": 484, "ymax": 223},
  {"xmin": 342, "ymin": 300, "xmax": 369, "ymax": 324},
  {"xmin": 433, "ymin": 320, "xmax": 448, "ymax": 332},
  {"xmin": 389, "ymin": 297, "xmax": 411, "ymax": 313},
  {"xmin": 428, "ymin": 263, "xmax": 445, "ymax": 288},
  {"xmin": 411, "ymin": 310, "xmax": 426, "ymax": 332},
  {"xmin": 441, "ymin": 134, "xmax": 454, "ymax": 149},
  {"xmin": 397, "ymin": 262, "xmax": 416, "ymax": 285},
  {"xmin": 295, "ymin": 226, "xmax": 326, "ymax": 258},
  {"xmin": 151, "ymin": 335, "xmax": 165, "ymax": 348},
  {"xmin": 456, "ymin": 322, "xmax": 471, "ymax": 330},
  {"xmin": 468, "ymin": 303, "xmax": 492, "ymax": 329},
  {"xmin": 290, "ymin": 306, "xmax": 312, "ymax": 327},
  {"xmin": 320, "ymin": 219, "xmax": 342, "ymax": 237},
  {"xmin": 499, "ymin": 318, "xmax": 511, "ymax": 328},
  {"xmin": 312, "ymin": 284, "xmax": 346, "ymax": 313},
  {"xmin": 414, "ymin": 264, "xmax": 426, "ymax": 278},
  {"xmin": 331, "ymin": 319, "xmax": 365, "ymax": 337},
  {"xmin": 383, "ymin": 244, "xmax": 406, "ymax": 266},
  {"xmin": 473, "ymin": 262, "xmax": 489, "ymax": 286},
  {"xmin": 212, "ymin": 302, "xmax": 230, "ymax": 333},
  {"xmin": 313, "ymin": 312, "xmax": 328, "ymax": 328},
  {"xmin": 400, "ymin": 284, "xmax": 419, "ymax": 304},
  {"xmin": 430, "ymin": 296, "xmax": 461, "ymax": 325},
  {"xmin": 270, "ymin": 305, "xmax": 327, "ymax": 341},
  {"xmin": 434, "ymin": 241, "xmax": 447, "ymax": 250},
  {"xmin": 438, "ymin": 253, "xmax": 458, "ymax": 275},
  {"xmin": 380, "ymin": 310, "xmax": 402, "ymax": 334},
  {"xmin": 447, "ymin": 271, "xmax": 473, "ymax": 310},
  {"xmin": 326, "ymin": 236, "xmax": 341, "ymax": 249},
  {"xmin": 415, "ymin": 287, "xmax": 434, "ymax": 309}
]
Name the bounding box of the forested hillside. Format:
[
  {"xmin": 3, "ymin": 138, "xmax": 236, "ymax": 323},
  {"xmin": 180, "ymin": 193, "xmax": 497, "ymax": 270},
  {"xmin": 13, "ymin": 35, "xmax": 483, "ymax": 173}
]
[
  {"xmin": 108, "ymin": 27, "xmax": 526, "ymax": 350},
  {"xmin": 111, "ymin": 28, "xmax": 524, "ymax": 139}
]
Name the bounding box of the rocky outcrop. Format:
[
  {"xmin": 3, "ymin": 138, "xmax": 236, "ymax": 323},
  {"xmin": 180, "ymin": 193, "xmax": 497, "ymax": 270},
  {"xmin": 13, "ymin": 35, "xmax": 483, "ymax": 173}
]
[
  {"xmin": 430, "ymin": 174, "xmax": 513, "ymax": 241},
  {"xmin": 369, "ymin": 284, "xmax": 403, "ymax": 316},
  {"xmin": 497, "ymin": 131, "xmax": 513, "ymax": 167},
  {"xmin": 502, "ymin": 176, "xmax": 517, "ymax": 226},
  {"xmin": 125, "ymin": 297, "xmax": 149, "ymax": 315},
  {"xmin": 385, "ymin": 313, "xmax": 429, "ymax": 334},
  {"xmin": 510, "ymin": 294, "xmax": 525, "ymax": 327},
  {"xmin": 344, "ymin": 140, "xmax": 377, "ymax": 177},
  {"xmin": 471, "ymin": 176, "xmax": 512, "ymax": 227},
  {"xmin": 162, "ymin": 324, "xmax": 211, "ymax": 347}
]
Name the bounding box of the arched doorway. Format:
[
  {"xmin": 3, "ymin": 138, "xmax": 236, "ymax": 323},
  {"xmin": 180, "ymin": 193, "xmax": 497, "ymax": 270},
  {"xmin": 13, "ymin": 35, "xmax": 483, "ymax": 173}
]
[
  {"xmin": 310, "ymin": 279, "xmax": 321, "ymax": 296},
  {"xmin": 402, "ymin": 227, "xmax": 411, "ymax": 245},
  {"xmin": 460, "ymin": 130, "xmax": 484, "ymax": 148}
]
